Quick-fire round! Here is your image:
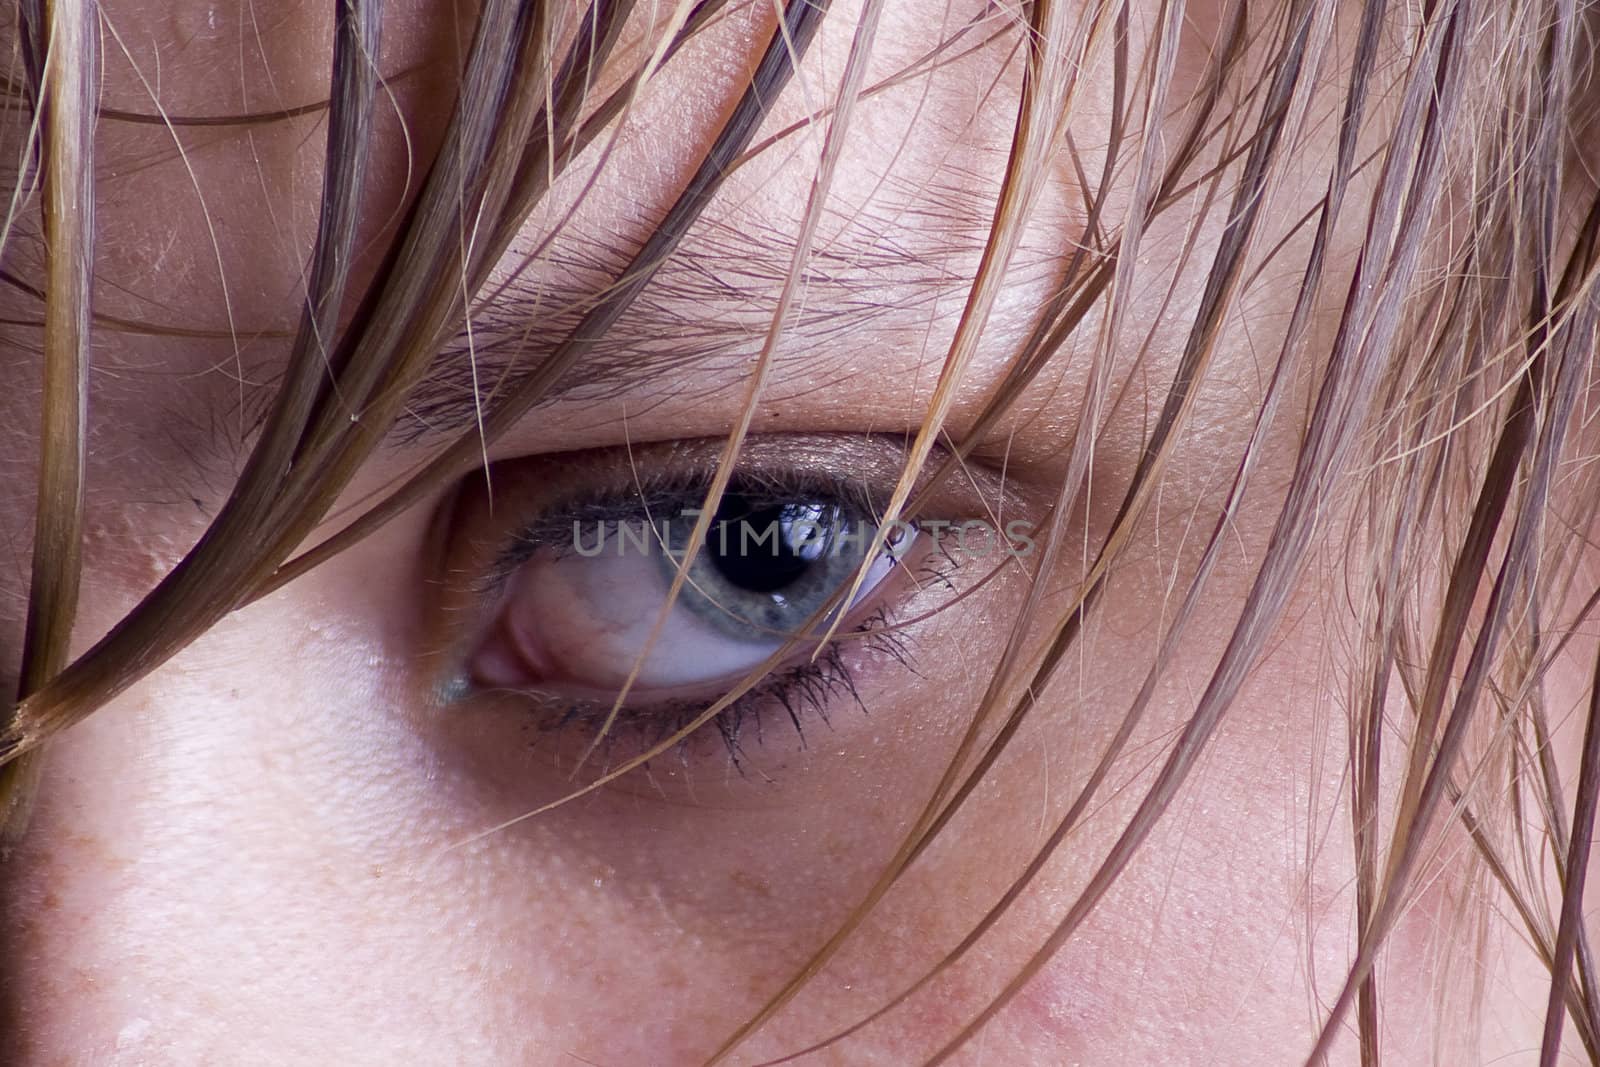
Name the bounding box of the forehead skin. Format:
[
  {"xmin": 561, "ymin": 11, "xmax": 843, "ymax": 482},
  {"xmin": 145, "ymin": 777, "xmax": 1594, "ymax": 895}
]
[
  {"xmin": 70, "ymin": 0, "xmax": 1152, "ymax": 485},
  {"xmin": 58, "ymin": 0, "xmax": 1261, "ymax": 497},
  {"xmin": 0, "ymin": 0, "xmax": 1556, "ymax": 1064}
]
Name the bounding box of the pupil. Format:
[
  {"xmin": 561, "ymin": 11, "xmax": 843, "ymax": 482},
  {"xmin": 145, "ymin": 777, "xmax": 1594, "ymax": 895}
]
[{"xmin": 707, "ymin": 496, "xmax": 830, "ymax": 593}]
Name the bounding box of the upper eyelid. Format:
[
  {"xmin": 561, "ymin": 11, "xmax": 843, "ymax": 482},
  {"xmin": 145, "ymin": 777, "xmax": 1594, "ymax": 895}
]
[
  {"xmin": 494, "ymin": 432, "xmax": 1018, "ymax": 520},
  {"xmin": 451, "ymin": 431, "xmax": 1029, "ymax": 591},
  {"xmin": 487, "ymin": 470, "xmax": 887, "ymax": 583}
]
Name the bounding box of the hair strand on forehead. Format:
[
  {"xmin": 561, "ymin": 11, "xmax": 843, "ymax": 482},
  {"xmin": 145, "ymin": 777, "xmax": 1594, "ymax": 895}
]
[{"xmin": 0, "ymin": 0, "xmax": 96, "ymax": 846}]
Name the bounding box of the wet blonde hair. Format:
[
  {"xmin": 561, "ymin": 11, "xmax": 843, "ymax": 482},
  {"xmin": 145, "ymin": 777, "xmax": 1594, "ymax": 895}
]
[{"xmin": 5, "ymin": 0, "xmax": 1600, "ymax": 1062}]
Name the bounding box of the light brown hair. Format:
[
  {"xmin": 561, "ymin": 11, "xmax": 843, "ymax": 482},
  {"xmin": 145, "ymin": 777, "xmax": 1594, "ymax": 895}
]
[{"xmin": 5, "ymin": 0, "xmax": 1600, "ymax": 1062}]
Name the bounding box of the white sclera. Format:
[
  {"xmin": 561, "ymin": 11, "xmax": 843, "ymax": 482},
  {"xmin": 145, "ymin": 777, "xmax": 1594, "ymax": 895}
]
[{"xmin": 496, "ymin": 517, "xmax": 903, "ymax": 691}]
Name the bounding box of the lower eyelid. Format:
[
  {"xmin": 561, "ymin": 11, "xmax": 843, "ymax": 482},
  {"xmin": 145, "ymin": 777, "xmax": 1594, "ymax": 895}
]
[
  {"xmin": 475, "ymin": 555, "xmax": 908, "ymax": 700},
  {"xmin": 467, "ymin": 607, "xmax": 907, "ymax": 767}
]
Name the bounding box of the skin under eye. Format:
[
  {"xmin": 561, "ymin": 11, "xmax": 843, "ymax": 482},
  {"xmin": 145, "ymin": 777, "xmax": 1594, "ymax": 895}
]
[{"xmin": 469, "ymin": 493, "xmax": 916, "ymax": 696}]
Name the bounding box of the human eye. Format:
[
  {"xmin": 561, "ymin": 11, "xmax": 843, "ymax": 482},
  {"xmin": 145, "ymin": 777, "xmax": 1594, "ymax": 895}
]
[{"xmin": 426, "ymin": 435, "xmax": 1013, "ymax": 772}]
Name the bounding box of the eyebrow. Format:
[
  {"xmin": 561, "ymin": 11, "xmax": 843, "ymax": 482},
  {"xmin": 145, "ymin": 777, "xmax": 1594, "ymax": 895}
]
[{"xmin": 395, "ymin": 183, "xmax": 1015, "ymax": 439}]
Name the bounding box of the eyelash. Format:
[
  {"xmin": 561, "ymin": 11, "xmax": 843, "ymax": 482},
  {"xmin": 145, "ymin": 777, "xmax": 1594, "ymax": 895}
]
[
  {"xmin": 506, "ymin": 608, "xmax": 918, "ymax": 772},
  {"xmin": 481, "ymin": 464, "xmax": 893, "ymax": 579},
  {"xmin": 457, "ymin": 466, "xmax": 958, "ymax": 769}
]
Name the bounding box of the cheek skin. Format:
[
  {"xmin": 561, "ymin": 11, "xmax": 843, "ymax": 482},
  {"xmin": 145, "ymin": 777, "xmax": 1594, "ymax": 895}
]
[
  {"xmin": 0, "ymin": 512, "xmax": 447, "ymax": 1059},
  {"xmin": 0, "ymin": 539, "xmax": 1542, "ymax": 1064},
  {"xmin": 0, "ymin": 506, "xmax": 1017, "ymax": 1063},
  {"xmin": 0, "ymin": 552, "xmax": 1153, "ymax": 1063},
  {"xmin": 0, "ymin": 433, "xmax": 1350, "ymax": 1066}
]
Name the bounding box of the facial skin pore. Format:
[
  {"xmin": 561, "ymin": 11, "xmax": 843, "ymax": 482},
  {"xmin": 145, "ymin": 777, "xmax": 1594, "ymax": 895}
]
[{"xmin": 0, "ymin": 1, "xmax": 1561, "ymax": 1063}]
